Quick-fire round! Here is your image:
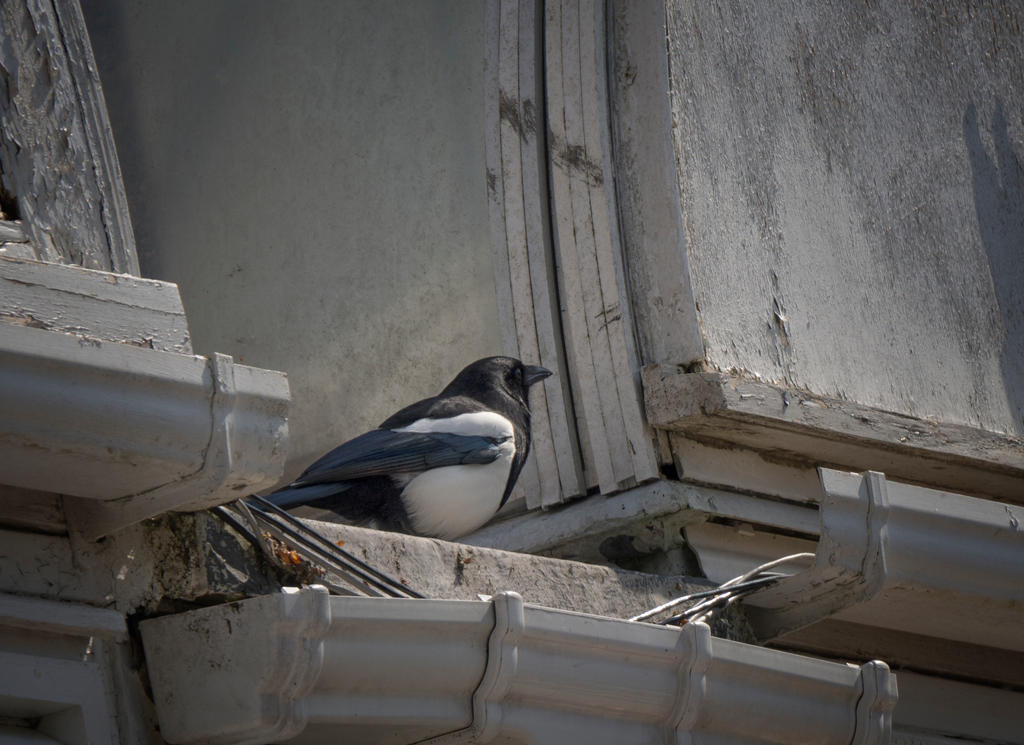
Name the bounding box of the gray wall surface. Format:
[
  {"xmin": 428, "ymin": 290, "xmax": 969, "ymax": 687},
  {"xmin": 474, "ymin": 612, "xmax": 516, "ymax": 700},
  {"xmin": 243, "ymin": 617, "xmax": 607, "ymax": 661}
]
[
  {"xmin": 83, "ymin": 1, "xmax": 500, "ymax": 477},
  {"xmin": 666, "ymin": 1, "xmax": 1024, "ymax": 436}
]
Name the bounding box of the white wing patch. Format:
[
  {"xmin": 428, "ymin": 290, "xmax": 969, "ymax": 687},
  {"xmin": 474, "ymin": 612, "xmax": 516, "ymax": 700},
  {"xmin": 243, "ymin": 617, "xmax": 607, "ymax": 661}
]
[
  {"xmin": 397, "ymin": 411, "xmax": 515, "ymax": 439},
  {"xmin": 395, "ymin": 412, "xmax": 515, "ymax": 540}
]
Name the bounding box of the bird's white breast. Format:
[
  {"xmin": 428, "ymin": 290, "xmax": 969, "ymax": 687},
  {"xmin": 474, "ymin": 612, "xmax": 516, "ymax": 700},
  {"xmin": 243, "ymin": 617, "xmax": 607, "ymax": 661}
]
[{"xmin": 395, "ymin": 412, "xmax": 515, "ymax": 540}]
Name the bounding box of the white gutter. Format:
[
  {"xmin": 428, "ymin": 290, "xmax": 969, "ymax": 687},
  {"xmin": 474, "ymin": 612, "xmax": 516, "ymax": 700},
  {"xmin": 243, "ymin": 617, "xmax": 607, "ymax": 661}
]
[
  {"xmin": 0, "ymin": 322, "xmax": 289, "ymax": 538},
  {"xmin": 743, "ymin": 469, "xmax": 1024, "ymax": 655},
  {"xmin": 139, "ymin": 587, "xmax": 896, "ymax": 745}
]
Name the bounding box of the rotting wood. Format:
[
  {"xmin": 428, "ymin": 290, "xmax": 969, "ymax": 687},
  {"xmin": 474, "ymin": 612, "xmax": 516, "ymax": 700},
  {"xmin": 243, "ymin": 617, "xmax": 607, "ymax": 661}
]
[
  {"xmin": 465, "ymin": 476, "xmax": 820, "ymax": 559},
  {"xmin": 0, "ymin": 220, "xmax": 35, "ymax": 260},
  {"xmin": 505, "ymin": 0, "xmax": 564, "ymax": 508},
  {"xmin": 0, "ymin": 0, "xmax": 139, "ymax": 274},
  {"xmin": 0, "ymin": 220, "xmax": 26, "ymax": 244},
  {"xmin": 669, "ymin": 434, "xmax": 825, "ymax": 504},
  {"xmin": 486, "ymin": 0, "xmax": 663, "ymax": 503}
]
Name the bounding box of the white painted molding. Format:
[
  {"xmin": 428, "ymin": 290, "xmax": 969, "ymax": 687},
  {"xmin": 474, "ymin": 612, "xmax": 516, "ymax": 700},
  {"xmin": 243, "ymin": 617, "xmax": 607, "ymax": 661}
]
[
  {"xmin": 0, "ymin": 322, "xmax": 289, "ymax": 538},
  {"xmin": 744, "ymin": 469, "xmax": 1024, "ymax": 656},
  {"xmin": 140, "ymin": 587, "xmax": 896, "ymax": 745}
]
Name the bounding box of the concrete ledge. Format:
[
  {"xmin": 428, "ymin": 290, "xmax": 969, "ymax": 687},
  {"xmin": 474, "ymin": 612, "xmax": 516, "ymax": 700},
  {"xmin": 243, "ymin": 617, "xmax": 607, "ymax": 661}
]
[
  {"xmin": 642, "ymin": 367, "xmax": 1024, "ymax": 502},
  {"xmin": 297, "ymin": 517, "xmax": 708, "ymax": 620},
  {"xmin": 140, "ymin": 587, "xmax": 896, "ymax": 745}
]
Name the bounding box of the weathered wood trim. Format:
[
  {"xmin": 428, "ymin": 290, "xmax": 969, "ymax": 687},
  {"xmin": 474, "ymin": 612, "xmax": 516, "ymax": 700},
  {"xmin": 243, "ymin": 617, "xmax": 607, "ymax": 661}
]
[
  {"xmin": 546, "ymin": 0, "xmax": 614, "ymax": 494},
  {"xmin": 545, "ymin": 0, "xmax": 659, "ymax": 493},
  {"xmin": 0, "ymin": 255, "xmax": 191, "ymax": 353},
  {"xmin": 485, "ymin": 0, "xmax": 585, "ymax": 507},
  {"xmin": 52, "ymin": 0, "xmax": 138, "ymax": 274},
  {"xmin": 487, "ymin": 0, "xmax": 663, "ymax": 504},
  {"xmin": 0, "ymin": 220, "xmax": 26, "ymax": 244},
  {"xmin": 0, "ymin": 0, "xmax": 139, "ymax": 274},
  {"xmin": 583, "ymin": 1, "xmax": 660, "ymax": 485},
  {"xmin": 643, "ymin": 366, "xmax": 1024, "ymax": 502}
]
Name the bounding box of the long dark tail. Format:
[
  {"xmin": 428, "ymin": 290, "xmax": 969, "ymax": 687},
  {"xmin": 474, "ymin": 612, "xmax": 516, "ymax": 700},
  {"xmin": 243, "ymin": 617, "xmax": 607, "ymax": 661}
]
[
  {"xmin": 256, "ymin": 476, "xmax": 411, "ymax": 531},
  {"xmin": 261, "ymin": 482, "xmax": 353, "ymax": 509}
]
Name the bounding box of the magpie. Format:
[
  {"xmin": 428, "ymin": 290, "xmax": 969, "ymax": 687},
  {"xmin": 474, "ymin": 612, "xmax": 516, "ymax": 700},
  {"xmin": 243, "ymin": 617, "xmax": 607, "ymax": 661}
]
[{"xmin": 260, "ymin": 356, "xmax": 552, "ymax": 540}]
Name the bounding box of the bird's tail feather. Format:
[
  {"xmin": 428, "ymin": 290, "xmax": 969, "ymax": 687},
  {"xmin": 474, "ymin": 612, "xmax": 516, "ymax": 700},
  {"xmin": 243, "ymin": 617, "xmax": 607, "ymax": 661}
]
[{"xmin": 260, "ymin": 482, "xmax": 354, "ymax": 509}]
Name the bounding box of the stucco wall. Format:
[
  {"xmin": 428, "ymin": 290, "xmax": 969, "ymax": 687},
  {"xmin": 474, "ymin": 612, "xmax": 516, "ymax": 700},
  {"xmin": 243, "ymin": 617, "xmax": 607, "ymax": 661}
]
[
  {"xmin": 665, "ymin": 1, "xmax": 1024, "ymax": 436},
  {"xmin": 82, "ymin": 1, "xmax": 500, "ymax": 478}
]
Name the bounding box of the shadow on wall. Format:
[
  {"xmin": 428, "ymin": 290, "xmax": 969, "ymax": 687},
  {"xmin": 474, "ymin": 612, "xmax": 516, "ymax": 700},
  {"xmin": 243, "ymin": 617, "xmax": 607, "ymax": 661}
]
[{"xmin": 964, "ymin": 101, "xmax": 1024, "ymax": 435}]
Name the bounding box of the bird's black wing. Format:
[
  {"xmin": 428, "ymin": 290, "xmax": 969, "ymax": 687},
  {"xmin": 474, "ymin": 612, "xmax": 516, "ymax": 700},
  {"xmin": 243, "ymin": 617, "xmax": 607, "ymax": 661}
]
[
  {"xmin": 378, "ymin": 394, "xmax": 489, "ymax": 429},
  {"xmin": 292, "ymin": 428, "xmax": 506, "ymax": 486}
]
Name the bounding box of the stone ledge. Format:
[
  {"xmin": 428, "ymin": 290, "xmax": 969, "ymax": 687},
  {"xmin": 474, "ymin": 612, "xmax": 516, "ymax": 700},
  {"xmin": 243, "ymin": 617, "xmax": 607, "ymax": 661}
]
[{"xmin": 295, "ymin": 517, "xmax": 710, "ymax": 621}]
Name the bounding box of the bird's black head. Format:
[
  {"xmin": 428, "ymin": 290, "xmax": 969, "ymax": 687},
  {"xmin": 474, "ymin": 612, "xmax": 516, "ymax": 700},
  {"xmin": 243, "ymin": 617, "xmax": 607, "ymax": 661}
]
[{"xmin": 442, "ymin": 356, "xmax": 552, "ymax": 407}]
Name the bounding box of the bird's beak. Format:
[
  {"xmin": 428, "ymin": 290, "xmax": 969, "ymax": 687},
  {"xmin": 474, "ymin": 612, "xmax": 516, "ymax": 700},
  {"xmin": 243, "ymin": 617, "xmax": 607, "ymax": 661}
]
[{"xmin": 523, "ymin": 364, "xmax": 553, "ymax": 387}]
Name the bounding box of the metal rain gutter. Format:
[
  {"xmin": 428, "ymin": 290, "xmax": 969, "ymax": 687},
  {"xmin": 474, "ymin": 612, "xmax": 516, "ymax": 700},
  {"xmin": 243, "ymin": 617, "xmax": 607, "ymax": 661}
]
[
  {"xmin": 0, "ymin": 322, "xmax": 290, "ymax": 538},
  {"xmin": 139, "ymin": 587, "xmax": 896, "ymax": 745},
  {"xmin": 742, "ymin": 469, "xmax": 1024, "ymax": 664}
]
